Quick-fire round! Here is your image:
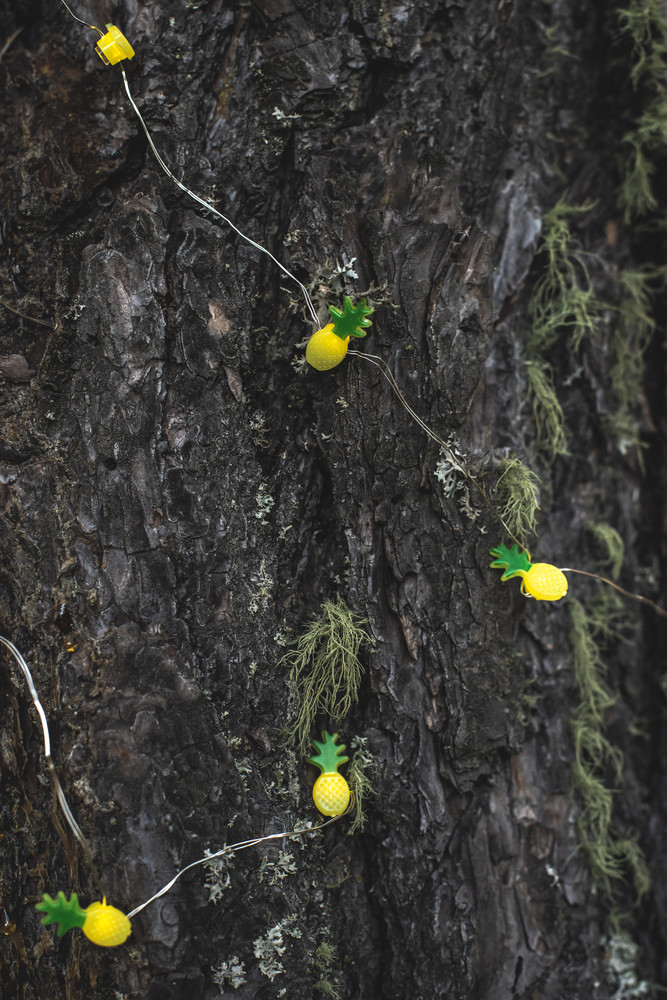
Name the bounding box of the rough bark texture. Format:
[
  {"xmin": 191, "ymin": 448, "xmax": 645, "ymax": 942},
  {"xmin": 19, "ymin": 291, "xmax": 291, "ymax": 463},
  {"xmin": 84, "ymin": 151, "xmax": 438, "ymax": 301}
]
[{"xmin": 0, "ymin": 1, "xmax": 665, "ymax": 998}]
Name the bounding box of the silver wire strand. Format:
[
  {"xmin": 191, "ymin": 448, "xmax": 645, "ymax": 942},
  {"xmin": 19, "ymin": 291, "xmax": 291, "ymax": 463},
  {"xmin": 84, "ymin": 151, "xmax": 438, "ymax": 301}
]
[
  {"xmin": 57, "ymin": 0, "xmax": 103, "ymax": 36},
  {"xmin": 127, "ymin": 812, "xmax": 348, "ymax": 918},
  {"xmin": 0, "ymin": 635, "xmax": 51, "ymax": 756},
  {"xmin": 120, "ymin": 70, "xmax": 320, "ymax": 327},
  {"xmin": 0, "ymin": 635, "xmax": 90, "ymax": 850}
]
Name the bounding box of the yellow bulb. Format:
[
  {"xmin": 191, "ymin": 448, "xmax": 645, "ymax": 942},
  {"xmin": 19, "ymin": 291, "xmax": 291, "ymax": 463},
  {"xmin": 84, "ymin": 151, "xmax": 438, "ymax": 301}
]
[
  {"xmin": 83, "ymin": 900, "xmax": 132, "ymax": 947},
  {"xmin": 522, "ymin": 563, "xmax": 568, "ymax": 601},
  {"xmin": 95, "ymin": 25, "xmax": 135, "ymax": 66},
  {"xmin": 305, "ymin": 324, "xmax": 350, "ymax": 370},
  {"xmin": 312, "ymin": 772, "xmax": 350, "ymax": 816}
]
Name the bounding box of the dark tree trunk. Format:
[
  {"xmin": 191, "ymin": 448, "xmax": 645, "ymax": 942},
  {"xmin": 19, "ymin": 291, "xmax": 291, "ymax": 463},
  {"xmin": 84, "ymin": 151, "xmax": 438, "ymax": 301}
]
[{"xmin": 1, "ymin": 1, "xmax": 665, "ymax": 998}]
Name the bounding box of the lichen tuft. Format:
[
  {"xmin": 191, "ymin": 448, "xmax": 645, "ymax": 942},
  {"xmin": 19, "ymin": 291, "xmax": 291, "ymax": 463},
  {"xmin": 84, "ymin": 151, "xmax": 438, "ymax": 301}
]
[{"xmin": 281, "ymin": 598, "xmax": 371, "ymax": 755}]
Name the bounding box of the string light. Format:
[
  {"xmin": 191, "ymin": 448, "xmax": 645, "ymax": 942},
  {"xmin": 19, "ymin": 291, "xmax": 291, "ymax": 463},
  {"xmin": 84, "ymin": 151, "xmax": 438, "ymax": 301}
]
[{"xmin": 19, "ymin": 0, "xmax": 664, "ymax": 953}]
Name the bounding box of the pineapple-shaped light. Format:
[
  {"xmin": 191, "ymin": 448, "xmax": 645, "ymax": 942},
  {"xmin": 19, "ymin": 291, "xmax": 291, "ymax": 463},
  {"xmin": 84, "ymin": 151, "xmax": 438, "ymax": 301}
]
[
  {"xmin": 307, "ymin": 731, "xmax": 351, "ymax": 816},
  {"xmin": 305, "ymin": 297, "xmax": 373, "ymax": 371},
  {"xmin": 36, "ymin": 891, "xmax": 131, "ymax": 947},
  {"xmin": 489, "ymin": 542, "xmax": 568, "ymax": 602}
]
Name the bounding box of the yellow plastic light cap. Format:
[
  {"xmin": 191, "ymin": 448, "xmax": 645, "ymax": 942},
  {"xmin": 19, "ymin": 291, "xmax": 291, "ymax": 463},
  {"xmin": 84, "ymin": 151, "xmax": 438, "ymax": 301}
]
[{"xmin": 95, "ymin": 24, "xmax": 135, "ymax": 65}]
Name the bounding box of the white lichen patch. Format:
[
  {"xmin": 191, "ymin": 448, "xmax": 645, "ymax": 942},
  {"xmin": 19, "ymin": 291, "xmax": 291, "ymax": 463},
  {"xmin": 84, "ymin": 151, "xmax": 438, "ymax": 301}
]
[
  {"xmin": 281, "ymin": 914, "xmax": 302, "ymax": 939},
  {"xmin": 212, "ymin": 956, "xmax": 246, "ymax": 991},
  {"xmin": 605, "ymin": 932, "xmax": 651, "ymax": 999},
  {"xmin": 434, "ymin": 453, "xmax": 459, "ymax": 497},
  {"xmin": 249, "ymin": 411, "xmax": 270, "ymax": 449},
  {"xmin": 273, "ymin": 626, "xmax": 291, "ymax": 646},
  {"xmin": 253, "ymin": 924, "xmax": 287, "ymax": 981},
  {"xmin": 203, "ymin": 848, "xmax": 236, "ymax": 903},
  {"xmin": 258, "ymin": 850, "xmax": 298, "ymax": 884},
  {"xmin": 234, "ymin": 758, "xmax": 252, "ymax": 786},
  {"xmin": 251, "ymin": 916, "xmax": 304, "ymax": 982},
  {"xmin": 248, "ymin": 557, "xmax": 274, "ymax": 614},
  {"xmin": 254, "ymin": 483, "xmax": 275, "ymax": 525}
]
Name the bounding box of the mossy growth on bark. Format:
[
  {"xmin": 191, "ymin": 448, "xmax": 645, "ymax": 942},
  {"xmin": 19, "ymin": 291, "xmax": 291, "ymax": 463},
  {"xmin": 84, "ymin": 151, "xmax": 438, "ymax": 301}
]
[
  {"xmin": 526, "ymin": 200, "xmax": 600, "ymax": 359},
  {"xmin": 346, "ymin": 738, "xmax": 377, "ymax": 836},
  {"xmin": 608, "ymin": 1, "xmax": 667, "ymax": 459},
  {"xmin": 494, "ymin": 455, "xmax": 541, "ymax": 547},
  {"xmin": 280, "ymin": 598, "xmax": 371, "ymax": 756},
  {"xmin": 313, "ymin": 940, "xmax": 342, "ymax": 999},
  {"xmin": 524, "ymin": 360, "xmax": 569, "ymax": 459},
  {"xmin": 524, "ymin": 199, "xmax": 601, "ymax": 458},
  {"xmin": 525, "ymin": 196, "xmax": 657, "ymax": 463},
  {"xmin": 569, "ymin": 598, "xmax": 650, "ymax": 905},
  {"xmin": 587, "ymin": 521, "xmax": 625, "ymax": 582},
  {"xmin": 617, "ymin": 0, "xmax": 667, "ymax": 221},
  {"xmin": 604, "ymin": 267, "xmax": 657, "ymax": 460}
]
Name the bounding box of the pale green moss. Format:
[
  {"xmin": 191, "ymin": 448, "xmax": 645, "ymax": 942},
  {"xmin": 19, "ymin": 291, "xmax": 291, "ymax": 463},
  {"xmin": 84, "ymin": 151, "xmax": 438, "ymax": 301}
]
[
  {"xmin": 604, "ymin": 268, "xmax": 656, "ymax": 458},
  {"xmin": 587, "ymin": 522, "xmax": 625, "ymax": 582},
  {"xmin": 619, "ymin": 131, "xmax": 659, "ymax": 221},
  {"xmin": 524, "ymin": 200, "xmax": 602, "ymax": 458},
  {"xmin": 585, "ymin": 587, "xmax": 630, "ymax": 644},
  {"xmin": 495, "ymin": 456, "xmax": 541, "ymax": 546},
  {"xmin": 617, "ymin": 1, "xmax": 667, "ymax": 221},
  {"xmin": 618, "ymin": 0, "xmax": 667, "ymax": 87},
  {"xmin": 314, "ymin": 941, "xmax": 342, "ymax": 999},
  {"xmin": 524, "ymin": 361, "xmax": 569, "ymax": 458},
  {"xmin": 347, "ymin": 738, "xmax": 377, "ymax": 836},
  {"xmin": 314, "ymin": 980, "xmax": 342, "ymax": 999},
  {"xmin": 527, "ymin": 199, "xmax": 600, "ymax": 357},
  {"xmin": 569, "ymin": 599, "xmax": 649, "ymax": 902},
  {"xmin": 281, "ymin": 598, "xmax": 370, "ymax": 755}
]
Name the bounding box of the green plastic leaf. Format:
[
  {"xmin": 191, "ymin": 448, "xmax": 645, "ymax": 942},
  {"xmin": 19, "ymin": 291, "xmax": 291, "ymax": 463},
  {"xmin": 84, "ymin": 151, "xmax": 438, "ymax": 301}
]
[
  {"xmin": 306, "ymin": 730, "xmax": 349, "ymax": 775},
  {"xmin": 328, "ymin": 297, "xmax": 373, "ymax": 340},
  {"xmin": 36, "ymin": 891, "xmax": 88, "ymax": 936},
  {"xmin": 489, "ymin": 542, "xmax": 533, "ymax": 581}
]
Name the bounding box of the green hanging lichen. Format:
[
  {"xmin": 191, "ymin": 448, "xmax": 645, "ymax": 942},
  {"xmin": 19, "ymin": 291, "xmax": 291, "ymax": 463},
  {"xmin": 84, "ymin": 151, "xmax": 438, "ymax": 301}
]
[
  {"xmin": 280, "ymin": 598, "xmax": 370, "ymax": 755},
  {"xmin": 569, "ymin": 599, "xmax": 649, "ymax": 903},
  {"xmin": 347, "ymin": 738, "xmax": 377, "ymax": 836},
  {"xmin": 617, "ymin": 0, "xmax": 667, "ymax": 221},
  {"xmin": 604, "ymin": 268, "xmax": 657, "ymax": 460},
  {"xmin": 587, "ymin": 522, "xmax": 625, "ymax": 582},
  {"xmin": 527, "ymin": 200, "xmax": 600, "ymax": 358},
  {"xmin": 524, "ymin": 361, "xmax": 569, "ymax": 458},
  {"xmin": 495, "ymin": 455, "xmax": 541, "ymax": 546},
  {"xmin": 524, "ymin": 200, "xmax": 601, "ymax": 459}
]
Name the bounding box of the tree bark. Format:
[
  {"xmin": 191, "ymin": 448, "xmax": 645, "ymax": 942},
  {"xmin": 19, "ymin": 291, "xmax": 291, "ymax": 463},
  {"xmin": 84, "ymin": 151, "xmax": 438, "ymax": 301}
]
[{"xmin": 0, "ymin": 1, "xmax": 665, "ymax": 998}]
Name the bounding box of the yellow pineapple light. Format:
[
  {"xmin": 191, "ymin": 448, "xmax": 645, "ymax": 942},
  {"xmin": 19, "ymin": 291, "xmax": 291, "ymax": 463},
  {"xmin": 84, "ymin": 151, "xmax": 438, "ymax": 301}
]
[
  {"xmin": 36, "ymin": 891, "xmax": 131, "ymax": 947},
  {"xmin": 305, "ymin": 298, "xmax": 373, "ymax": 371},
  {"xmin": 490, "ymin": 542, "xmax": 568, "ymax": 602},
  {"xmin": 307, "ymin": 731, "xmax": 351, "ymax": 817}
]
